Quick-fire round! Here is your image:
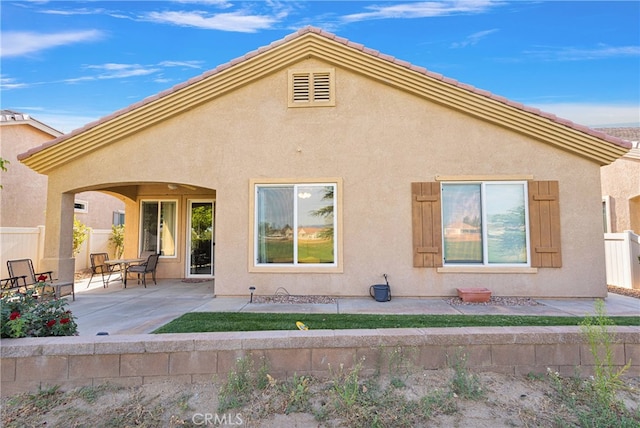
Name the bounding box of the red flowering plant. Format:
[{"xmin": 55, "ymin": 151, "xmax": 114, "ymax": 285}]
[
  {"xmin": 34, "ymin": 274, "xmax": 56, "ymax": 300},
  {"xmin": 1, "ymin": 289, "xmax": 78, "ymax": 338}
]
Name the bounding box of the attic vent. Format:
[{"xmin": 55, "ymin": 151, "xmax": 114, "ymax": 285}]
[{"xmin": 288, "ymin": 69, "xmax": 335, "ymax": 108}]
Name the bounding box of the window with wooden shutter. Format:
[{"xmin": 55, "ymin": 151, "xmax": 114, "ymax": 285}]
[
  {"xmin": 413, "ymin": 179, "xmax": 562, "ymax": 269},
  {"xmin": 528, "ymin": 180, "xmax": 562, "ymax": 267},
  {"xmin": 412, "ymin": 182, "xmax": 443, "ymax": 267},
  {"xmin": 288, "ymin": 69, "xmax": 335, "ymax": 107}
]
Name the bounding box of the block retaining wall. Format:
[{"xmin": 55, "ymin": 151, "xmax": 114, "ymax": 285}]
[{"xmin": 2, "ymin": 326, "xmax": 639, "ymax": 397}]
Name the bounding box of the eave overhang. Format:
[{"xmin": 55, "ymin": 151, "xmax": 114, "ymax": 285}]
[{"xmin": 19, "ymin": 27, "xmax": 631, "ymax": 174}]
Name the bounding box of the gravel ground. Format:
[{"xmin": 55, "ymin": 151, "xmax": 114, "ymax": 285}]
[
  {"xmin": 608, "ymin": 284, "xmax": 640, "ymax": 299},
  {"xmin": 253, "ymin": 286, "xmax": 640, "ymax": 305}
]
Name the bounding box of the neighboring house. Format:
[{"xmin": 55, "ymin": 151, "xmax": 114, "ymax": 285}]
[
  {"xmin": 17, "ymin": 28, "xmax": 630, "ymax": 298},
  {"xmin": 598, "ymin": 127, "xmax": 640, "ymax": 234},
  {"xmin": 1, "ymin": 110, "xmax": 125, "ymax": 229}
]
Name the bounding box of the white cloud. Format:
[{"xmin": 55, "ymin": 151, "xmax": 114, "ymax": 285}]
[
  {"xmin": 36, "ymin": 113, "xmax": 102, "ymax": 134},
  {"xmin": 63, "ymin": 63, "xmax": 161, "ymax": 82},
  {"xmin": 451, "ymin": 29, "xmax": 499, "ymax": 48},
  {"xmin": 524, "ymin": 45, "xmax": 640, "ymax": 61},
  {"xmin": 530, "ymin": 103, "xmax": 640, "ymax": 127},
  {"xmin": 159, "ymin": 60, "xmax": 204, "ymax": 69},
  {"xmin": 40, "ymin": 8, "xmax": 106, "ymax": 16},
  {"xmin": 0, "ymin": 75, "xmax": 29, "ymax": 90},
  {"xmin": 341, "ymin": 0, "xmax": 502, "ymax": 22},
  {"xmin": 144, "ymin": 10, "xmax": 278, "ymax": 32},
  {"xmin": 0, "ymin": 30, "xmax": 105, "ymax": 58}
]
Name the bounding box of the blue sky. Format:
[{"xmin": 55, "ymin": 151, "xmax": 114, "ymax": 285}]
[{"xmin": 2, "ymin": 1, "xmax": 639, "ymax": 133}]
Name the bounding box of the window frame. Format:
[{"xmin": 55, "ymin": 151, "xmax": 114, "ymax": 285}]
[
  {"xmin": 249, "ymin": 178, "xmax": 343, "ymax": 273},
  {"xmin": 602, "ymin": 195, "xmax": 612, "ymax": 233},
  {"xmin": 441, "ymin": 180, "xmax": 531, "ymax": 267},
  {"xmin": 113, "ymin": 210, "xmax": 125, "ymax": 226},
  {"xmin": 74, "ymin": 199, "xmax": 88, "ymax": 214},
  {"xmin": 139, "ymin": 199, "xmax": 179, "ymax": 259}
]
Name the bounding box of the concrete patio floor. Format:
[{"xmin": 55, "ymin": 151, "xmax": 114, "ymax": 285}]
[{"xmin": 67, "ymin": 277, "xmax": 640, "ymax": 336}]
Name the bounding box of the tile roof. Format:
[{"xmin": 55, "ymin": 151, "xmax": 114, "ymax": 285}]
[
  {"xmin": 1, "ymin": 109, "xmax": 63, "ymax": 137},
  {"xmin": 595, "ymin": 127, "xmax": 640, "ymax": 143},
  {"xmin": 596, "ymin": 127, "xmax": 640, "ymax": 160},
  {"xmin": 18, "ymin": 26, "xmax": 631, "ymax": 169}
]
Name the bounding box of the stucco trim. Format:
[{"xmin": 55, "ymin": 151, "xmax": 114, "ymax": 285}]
[
  {"xmin": 437, "ymin": 267, "xmax": 538, "ymax": 274},
  {"xmin": 18, "ymin": 28, "xmax": 630, "ymax": 174},
  {"xmin": 436, "ymin": 174, "xmax": 534, "ymax": 181}
]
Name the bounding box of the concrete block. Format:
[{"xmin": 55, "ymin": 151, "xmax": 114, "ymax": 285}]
[
  {"xmin": 69, "ymin": 354, "xmax": 120, "ymax": 379},
  {"xmin": 311, "ymin": 348, "xmax": 356, "ymax": 373},
  {"xmin": 18, "ymin": 356, "xmax": 68, "ymax": 381},
  {"xmin": 536, "ymin": 344, "xmax": 580, "ymax": 366},
  {"xmin": 419, "ymin": 345, "xmax": 448, "ymax": 369},
  {"xmin": 1, "ymin": 358, "xmax": 16, "ymax": 382},
  {"xmin": 194, "ymin": 333, "xmax": 243, "ymax": 351},
  {"xmin": 446, "ymin": 345, "xmax": 491, "ymax": 368},
  {"xmin": 265, "ymin": 348, "xmax": 312, "ymax": 375},
  {"xmin": 1, "ymin": 380, "xmax": 42, "ymax": 397},
  {"xmin": 120, "ymin": 353, "xmax": 169, "ymax": 377},
  {"xmin": 170, "ymin": 351, "xmax": 217, "ymax": 375},
  {"xmin": 579, "ymin": 343, "xmax": 626, "ymax": 366},
  {"xmin": 216, "ymin": 350, "xmax": 265, "ymax": 378},
  {"xmin": 625, "ymin": 343, "xmax": 640, "ymax": 367},
  {"xmin": 492, "ymin": 344, "xmax": 536, "ymax": 366}
]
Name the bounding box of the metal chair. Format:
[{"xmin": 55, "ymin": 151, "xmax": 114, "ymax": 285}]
[
  {"xmin": 1, "ymin": 275, "xmax": 28, "ymax": 294},
  {"xmin": 7, "ymin": 258, "xmax": 75, "ymax": 300},
  {"xmin": 88, "ymin": 253, "xmax": 120, "ymax": 288},
  {"xmin": 126, "ymin": 253, "xmax": 159, "ymax": 288}
]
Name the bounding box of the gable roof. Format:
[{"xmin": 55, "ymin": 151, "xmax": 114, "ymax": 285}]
[
  {"xmin": 19, "ymin": 27, "xmax": 630, "ymax": 173},
  {"xmin": 1, "ymin": 110, "xmax": 62, "ymax": 138}
]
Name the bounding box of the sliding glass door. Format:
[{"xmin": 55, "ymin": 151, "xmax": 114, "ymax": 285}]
[{"xmin": 187, "ymin": 200, "xmax": 214, "ymax": 277}]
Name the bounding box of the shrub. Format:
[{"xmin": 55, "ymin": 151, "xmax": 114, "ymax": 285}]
[
  {"xmin": 1, "ymin": 290, "xmax": 78, "ymax": 338},
  {"xmin": 73, "ymin": 217, "xmax": 89, "ymax": 257},
  {"xmin": 109, "ymin": 224, "xmax": 125, "ymax": 259}
]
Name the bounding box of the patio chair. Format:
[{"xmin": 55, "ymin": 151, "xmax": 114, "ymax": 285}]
[
  {"xmin": 7, "ymin": 258, "xmax": 75, "ymax": 301},
  {"xmin": 1, "ymin": 275, "xmax": 28, "ymax": 294},
  {"xmin": 88, "ymin": 253, "xmax": 120, "ymax": 288},
  {"xmin": 126, "ymin": 253, "xmax": 159, "ymax": 288}
]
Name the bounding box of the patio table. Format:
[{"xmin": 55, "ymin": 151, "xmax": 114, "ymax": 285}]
[{"xmin": 106, "ymin": 258, "xmax": 145, "ymax": 287}]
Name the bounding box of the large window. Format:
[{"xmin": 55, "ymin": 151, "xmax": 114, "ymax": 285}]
[
  {"xmin": 254, "ymin": 183, "xmax": 337, "ymax": 267},
  {"xmin": 140, "ymin": 200, "xmax": 177, "ymax": 257},
  {"xmin": 441, "ymin": 182, "xmax": 528, "ymax": 265}
]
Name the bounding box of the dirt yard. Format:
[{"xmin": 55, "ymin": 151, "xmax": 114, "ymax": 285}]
[{"xmin": 2, "ymin": 369, "xmax": 639, "ymax": 427}]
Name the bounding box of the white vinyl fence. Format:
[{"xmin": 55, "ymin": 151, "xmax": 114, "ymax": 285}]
[
  {"xmin": 604, "ymin": 230, "xmax": 640, "ymax": 289},
  {"xmin": 1, "ymin": 227, "xmax": 115, "ymax": 279}
]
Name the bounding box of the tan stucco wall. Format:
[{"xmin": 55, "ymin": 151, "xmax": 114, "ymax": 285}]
[
  {"xmin": 601, "ymin": 155, "xmax": 640, "ymax": 233},
  {"xmin": 0, "ymin": 123, "xmax": 124, "ymax": 229},
  {"xmin": 1, "ymin": 124, "xmax": 50, "ymax": 227},
  {"xmin": 42, "ymin": 59, "xmax": 609, "ymax": 298}
]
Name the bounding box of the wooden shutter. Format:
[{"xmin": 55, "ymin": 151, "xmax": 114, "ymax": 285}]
[
  {"xmin": 412, "ymin": 182, "xmax": 443, "ymax": 267},
  {"xmin": 528, "ymin": 180, "xmax": 562, "ymax": 267}
]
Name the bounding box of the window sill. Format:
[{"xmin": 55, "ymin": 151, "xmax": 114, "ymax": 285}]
[
  {"xmin": 249, "ymin": 265, "xmax": 343, "ymax": 274},
  {"xmin": 437, "ymin": 267, "xmax": 538, "ymax": 274}
]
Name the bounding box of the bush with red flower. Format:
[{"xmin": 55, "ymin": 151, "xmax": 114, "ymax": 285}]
[{"xmin": 1, "ymin": 289, "xmax": 78, "ymax": 338}]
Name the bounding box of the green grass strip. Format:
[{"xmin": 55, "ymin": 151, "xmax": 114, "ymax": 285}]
[{"xmin": 152, "ymin": 312, "xmax": 640, "ymax": 334}]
